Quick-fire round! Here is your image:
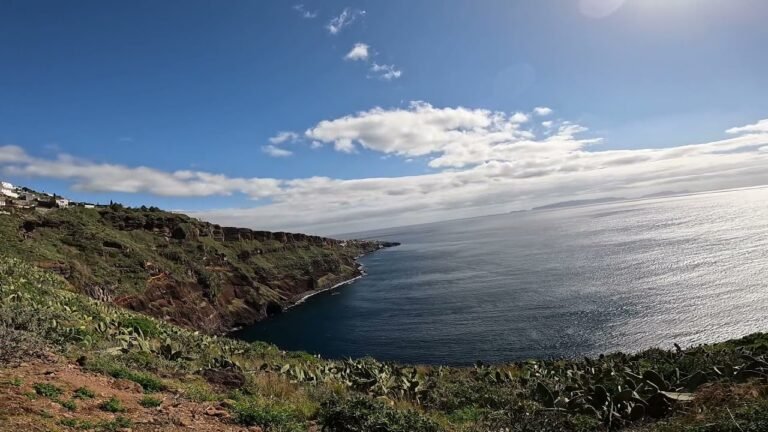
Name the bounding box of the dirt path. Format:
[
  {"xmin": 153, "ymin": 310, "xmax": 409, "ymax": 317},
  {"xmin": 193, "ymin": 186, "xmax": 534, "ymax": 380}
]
[{"xmin": 0, "ymin": 355, "xmax": 260, "ymax": 432}]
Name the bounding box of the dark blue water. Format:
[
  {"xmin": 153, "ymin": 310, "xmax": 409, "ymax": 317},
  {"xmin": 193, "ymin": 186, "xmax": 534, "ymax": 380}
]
[{"xmin": 235, "ymin": 188, "xmax": 768, "ymax": 365}]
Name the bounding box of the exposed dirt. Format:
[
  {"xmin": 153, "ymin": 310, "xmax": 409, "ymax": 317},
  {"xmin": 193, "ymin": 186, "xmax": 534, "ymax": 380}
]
[{"xmin": 0, "ymin": 355, "xmax": 261, "ymax": 432}]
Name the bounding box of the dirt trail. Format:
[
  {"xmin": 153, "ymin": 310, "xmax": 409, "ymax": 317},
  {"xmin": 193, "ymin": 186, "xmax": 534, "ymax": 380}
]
[{"xmin": 0, "ymin": 355, "xmax": 260, "ymax": 432}]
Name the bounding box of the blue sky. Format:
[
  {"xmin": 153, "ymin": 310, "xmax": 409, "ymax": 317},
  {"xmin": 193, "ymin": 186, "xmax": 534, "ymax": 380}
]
[{"xmin": 2, "ymin": 0, "xmax": 768, "ymax": 234}]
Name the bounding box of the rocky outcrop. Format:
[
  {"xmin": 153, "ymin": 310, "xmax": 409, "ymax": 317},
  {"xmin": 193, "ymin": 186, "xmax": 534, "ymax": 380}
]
[{"xmin": 8, "ymin": 206, "xmax": 398, "ymax": 334}]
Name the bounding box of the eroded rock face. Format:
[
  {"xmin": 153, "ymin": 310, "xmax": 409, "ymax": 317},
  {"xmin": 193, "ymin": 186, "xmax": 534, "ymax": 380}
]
[{"xmin": 11, "ymin": 207, "xmax": 396, "ymax": 334}]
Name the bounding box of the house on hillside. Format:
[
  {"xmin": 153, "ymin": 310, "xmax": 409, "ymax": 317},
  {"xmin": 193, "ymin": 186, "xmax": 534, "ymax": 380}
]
[
  {"xmin": 55, "ymin": 198, "xmax": 70, "ymax": 208},
  {"xmin": 1, "ymin": 181, "xmax": 19, "ymax": 199}
]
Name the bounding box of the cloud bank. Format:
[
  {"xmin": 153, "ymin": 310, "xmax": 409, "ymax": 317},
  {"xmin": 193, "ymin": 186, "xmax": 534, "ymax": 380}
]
[{"xmin": 2, "ymin": 103, "xmax": 768, "ymax": 235}]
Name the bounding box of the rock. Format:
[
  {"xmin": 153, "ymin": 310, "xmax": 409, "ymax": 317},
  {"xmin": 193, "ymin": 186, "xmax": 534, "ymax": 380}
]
[
  {"xmin": 201, "ymin": 368, "xmax": 246, "ymax": 389},
  {"xmin": 204, "ymin": 405, "xmax": 229, "ymax": 417}
]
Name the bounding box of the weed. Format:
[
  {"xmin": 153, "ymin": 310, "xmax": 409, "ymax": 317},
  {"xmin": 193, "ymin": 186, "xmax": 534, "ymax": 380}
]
[
  {"xmin": 34, "ymin": 382, "xmax": 63, "ymax": 399},
  {"xmin": 232, "ymin": 398, "xmax": 305, "ymax": 432},
  {"xmin": 99, "ymin": 396, "xmax": 125, "ymax": 413},
  {"xmin": 73, "ymin": 386, "xmax": 95, "ymax": 399},
  {"xmin": 139, "ymin": 395, "xmax": 162, "ymax": 408},
  {"xmin": 61, "ymin": 398, "xmax": 77, "ymax": 411},
  {"xmin": 98, "ymin": 416, "xmax": 132, "ymax": 432}
]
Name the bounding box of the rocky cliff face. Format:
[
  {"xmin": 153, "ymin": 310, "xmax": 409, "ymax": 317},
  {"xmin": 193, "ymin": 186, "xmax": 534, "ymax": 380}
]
[{"xmin": 1, "ymin": 206, "xmax": 397, "ymax": 333}]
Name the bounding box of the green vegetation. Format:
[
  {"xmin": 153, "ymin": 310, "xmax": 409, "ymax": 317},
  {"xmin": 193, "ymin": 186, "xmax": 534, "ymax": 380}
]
[
  {"xmin": 99, "ymin": 396, "xmax": 125, "ymax": 413},
  {"xmin": 33, "ymin": 382, "xmax": 63, "ymax": 399},
  {"xmin": 61, "ymin": 398, "xmax": 77, "ymax": 411},
  {"xmin": 232, "ymin": 398, "xmax": 305, "ymax": 431},
  {"xmin": 138, "ymin": 395, "xmax": 162, "ymax": 408},
  {"xmin": 0, "ymin": 205, "xmax": 383, "ymax": 333},
  {"xmin": 73, "ymin": 386, "xmax": 95, "ymax": 399},
  {"xmin": 3, "ymin": 247, "xmax": 768, "ymax": 430},
  {"xmin": 86, "ymin": 358, "xmax": 167, "ymax": 392}
]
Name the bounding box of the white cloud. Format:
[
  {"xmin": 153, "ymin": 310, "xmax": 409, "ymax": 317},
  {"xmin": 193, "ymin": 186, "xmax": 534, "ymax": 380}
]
[
  {"xmin": 269, "ymin": 131, "xmax": 299, "ymax": 144},
  {"xmin": 262, "ymin": 145, "xmax": 294, "ymax": 158},
  {"xmin": 344, "ymin": 43, "xmax": 369, "ymax": 61},
  {"xmin": 370, "ymin": 63, "xmax": 402, "ymax": 80},
  {"xmin": 0, "ymin": 148, "xmax": 282, "ymax": 198},
  {"xmin": 327, "ymin": 8, "xmax": 365, "ymax": 35},
  {"xmin": 305, "ymin": 102, "xmax": 584, "ymax": 168},
  {"xmin": 726, "ymin": 119, "xmax": 768, "ymax": 135},
  {"xmin": 533, "ymin": 106, "xmax": 553, "ymax": 116},
  {"xmin": 0, "ymin": 145, "xmax": 30, "ymax": 163},
  {"xmin": 292, "ymin": 4, "xmax": 317, "ymax": 19},
  {"xmin": 3, "ymin": 110, "xmax": 768, "ymax": 235}
]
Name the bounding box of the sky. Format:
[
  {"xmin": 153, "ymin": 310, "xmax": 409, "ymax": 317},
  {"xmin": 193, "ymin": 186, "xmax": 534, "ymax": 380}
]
[{"xmin": 1, "ymin": 0, "xmax": 768, "ymax": 235}]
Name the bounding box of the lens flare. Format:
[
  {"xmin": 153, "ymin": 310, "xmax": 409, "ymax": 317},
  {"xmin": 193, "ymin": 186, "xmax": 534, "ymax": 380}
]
[{"xmin": 579, "ymin": 0, "xmax": 626, "ymax": 19}]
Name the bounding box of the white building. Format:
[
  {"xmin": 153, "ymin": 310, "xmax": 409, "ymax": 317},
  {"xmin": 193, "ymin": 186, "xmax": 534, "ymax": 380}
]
[
  {"xmin": 56, "ymin": 198, "xmax": 70, "ymax": 208},
  {"xmin": 1, "ymin": 181, "xmax": 19, "ymax": 199},
  {"xmin": 1, "ymin": 189, "xmax": 19, "ymax": 199}
]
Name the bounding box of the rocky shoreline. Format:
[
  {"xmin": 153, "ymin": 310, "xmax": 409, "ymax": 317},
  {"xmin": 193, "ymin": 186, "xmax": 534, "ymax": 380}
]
[{"xmin": 286, "ymin": 241, "xmax": 400, "ymax": 310}]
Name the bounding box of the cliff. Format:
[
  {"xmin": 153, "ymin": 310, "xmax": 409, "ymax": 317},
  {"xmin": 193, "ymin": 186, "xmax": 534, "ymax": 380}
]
[{"xmin": 0, "ymin": 204, "xmax": 397, "ymax": 333}]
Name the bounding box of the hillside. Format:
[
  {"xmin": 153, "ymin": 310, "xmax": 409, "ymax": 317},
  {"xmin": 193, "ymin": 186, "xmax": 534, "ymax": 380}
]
[
  {"xmin": 3, "ymin": 257, "xmax": 768, "ymax": 431},
  {"xmin": 0, "ymin": 204, "xmax": 396, "ymax": 333}
]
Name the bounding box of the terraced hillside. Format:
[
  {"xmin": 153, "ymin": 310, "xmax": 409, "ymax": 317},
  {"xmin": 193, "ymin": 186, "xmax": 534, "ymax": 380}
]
[{"xmin": 0, "ymin": 204, "xmax": 393, "ymax": 333}]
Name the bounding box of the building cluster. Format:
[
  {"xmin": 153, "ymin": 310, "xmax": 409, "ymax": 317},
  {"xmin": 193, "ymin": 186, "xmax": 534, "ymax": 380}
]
[{"xmin": 0, "ymin": 181, "xmax": 81, "ymax": 209}]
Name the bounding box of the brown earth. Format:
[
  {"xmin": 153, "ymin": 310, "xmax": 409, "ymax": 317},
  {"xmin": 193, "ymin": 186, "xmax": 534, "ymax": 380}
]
[{"xmin": 0, "ymin": 355, "xmax": 268, "ymax": 432}]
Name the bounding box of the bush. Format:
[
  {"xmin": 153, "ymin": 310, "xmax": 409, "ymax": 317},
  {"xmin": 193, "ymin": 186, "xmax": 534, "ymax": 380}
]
[
  {"xmin": 73, "ymin": 386, "xmax": 95, "ymax": 399},
  {"xmin": 87, "ymin": 358, "xmax": 166, "ymax": 393},
  {"xmin": 33, "ymin": 382, "xmax": 63, "ymax": 399},
  {"xmin": 232, "ymin": 398, "xmax": 305, "ymax": 431},
  {"xmin": 318, "ymin": 395, "xmax": 439, "ymax": 432},
  {"xmin": 139, "ymin": 395, "xmax": 162, "ymax": 408},
  {"xmin": 100, "ymin": 397, "xmax": 125, "ymax": 413},
  {"xmin": 61, "ymin": 399, "xmax": 77, "ymax": 411},
  {"xmin": 120, "ymin": 316, "xmax": 159, "ymax": 337},
  {"xmin": 0, "ymin": 308, "xmax": 47, "ymax": 364}
]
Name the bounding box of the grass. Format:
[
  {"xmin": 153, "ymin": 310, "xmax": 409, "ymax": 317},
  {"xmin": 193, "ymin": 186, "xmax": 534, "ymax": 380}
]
[
  {"xmin": 73, "ymin": 386, "xmax": 95, "ymax": 399},
  {"xmin": 61, "ymin": 399, "xmax": 77, "ymax": 411},
  {"xmin": 99, "ymin": 397, "xmax": 124, "ymax": 413},
  {"xmin": 86, "ymin": 357, "xmax": 166, "ymax": 393},
  {"xmin": 139, "ymin": 395, "xmax": 162, "ymax": 408},
  {"xmin": 232, "ymin": 398, "xmax": 305, "ymax": 431},
  {"xmin": 33, "ymin": 382, "xmax": 63, "ymax": 399},
  {"xmin": 99, "ymin": 416, "xmax": 132, "ymax": 432}
]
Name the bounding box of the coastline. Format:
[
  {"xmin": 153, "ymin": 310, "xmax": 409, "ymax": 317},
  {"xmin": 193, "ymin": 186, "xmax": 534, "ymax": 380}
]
[
  {"xmin": 289, "ymin": 267, "xmax": 366, "ymax": 308},
  {"xmin": 286, "ymin": 241, "xmax": 400, "ymax": 309}
]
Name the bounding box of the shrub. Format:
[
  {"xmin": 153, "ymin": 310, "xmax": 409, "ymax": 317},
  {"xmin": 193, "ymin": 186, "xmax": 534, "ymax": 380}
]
[
  {"xmin": 33, "ymin": 382, "xmax": 63, "ymax": 399},
  {"xmin": 73, "ymin": 386, "xmax": 95, "ymax": 399},
  {"xmin": 61, "ymin": 399, "xmax": 77, "ymax": 411},
  {"xmin": 318, "ymin": 395, "xmax": 439, "ymax": 432},
  {"xmin": 120, "ymin": 316, "xmax": 158, "ymax": 337},
  {"xmin": 99, "ymin": 397, "xmax": 125, "ymax": 413},
  {"xmin": 0, "ymin": 309, "xmax": 47, "ymax": 364},
  {"xmin": 232, "ymin": 398, "xmax": 305, "ymax": 432},
  {"xmin": 100, "ymin": 416, "xmax": 132, "ymax": 431},
  {"xmin": 87, "ymin": 358, "xmax": 166, "ymax": 393},
  {"xmin": 139, "ymin": 395, "xmax": 162, "ymax": 408}
]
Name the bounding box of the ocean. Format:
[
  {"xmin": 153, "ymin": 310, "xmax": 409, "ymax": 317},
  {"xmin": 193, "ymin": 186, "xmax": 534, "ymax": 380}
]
[{"xmin": 234, "ymin": 187, "xmax": 768, "ymax": 365}]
